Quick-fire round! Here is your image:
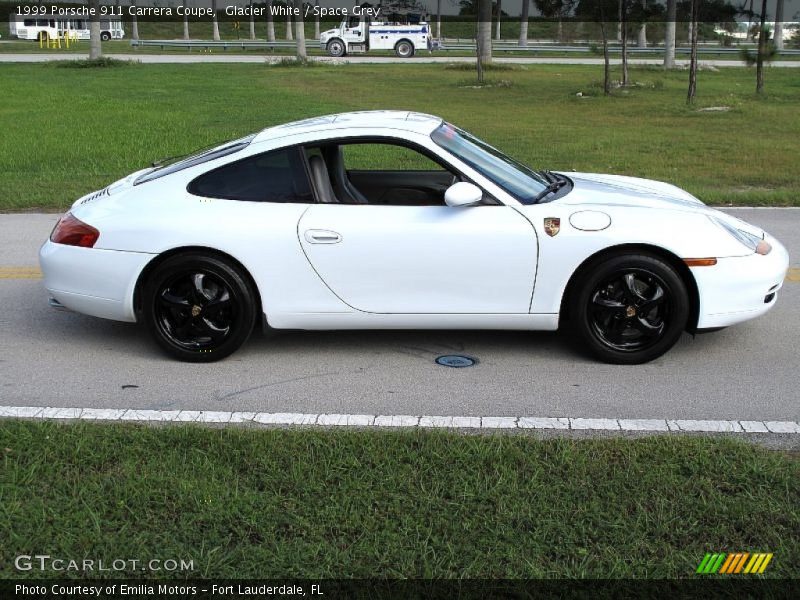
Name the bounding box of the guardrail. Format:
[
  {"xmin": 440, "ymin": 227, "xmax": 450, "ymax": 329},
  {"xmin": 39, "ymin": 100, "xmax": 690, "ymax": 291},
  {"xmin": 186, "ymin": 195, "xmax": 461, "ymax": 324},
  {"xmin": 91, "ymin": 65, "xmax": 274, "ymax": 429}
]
[{"xmin": 130, "ymin": 39, "xmax": 800, "ymax": 56}]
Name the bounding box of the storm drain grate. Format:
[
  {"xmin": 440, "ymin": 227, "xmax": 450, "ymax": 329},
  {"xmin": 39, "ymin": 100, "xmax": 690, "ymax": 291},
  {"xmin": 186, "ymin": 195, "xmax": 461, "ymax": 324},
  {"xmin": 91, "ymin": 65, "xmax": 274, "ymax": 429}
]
[{"xmin": 435, "ymin": 355, "xmax": 477, "ymax": 368}]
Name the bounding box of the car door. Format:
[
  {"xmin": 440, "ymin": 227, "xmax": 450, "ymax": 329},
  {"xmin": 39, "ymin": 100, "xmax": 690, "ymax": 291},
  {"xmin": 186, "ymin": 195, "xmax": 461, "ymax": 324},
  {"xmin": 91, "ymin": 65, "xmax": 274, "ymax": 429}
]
[{"xmin": 298, "ymin": 142, "xmax": 538, "ymax": 314}]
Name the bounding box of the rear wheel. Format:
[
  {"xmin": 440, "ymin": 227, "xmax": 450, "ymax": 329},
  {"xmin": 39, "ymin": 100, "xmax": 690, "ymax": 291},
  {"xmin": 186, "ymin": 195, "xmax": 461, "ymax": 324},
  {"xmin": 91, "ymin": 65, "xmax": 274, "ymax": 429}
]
[
  {"xmin": 569, "ymin": 254, "xmax": 689, "ymax": 364},
  {"xmin": 395, "ymin": 40, "xmax": 414, "ymax": 58},
  {"xmin": 142, "ymin": 254, "xmax": 257, "ymax": 362},
  {"xmin": 326, "ymin": 39, "xmax": 345, "ymax": 57},
  {"xmin": 100, "ymin": 31, "xmax": 111, "ymax": 41}
]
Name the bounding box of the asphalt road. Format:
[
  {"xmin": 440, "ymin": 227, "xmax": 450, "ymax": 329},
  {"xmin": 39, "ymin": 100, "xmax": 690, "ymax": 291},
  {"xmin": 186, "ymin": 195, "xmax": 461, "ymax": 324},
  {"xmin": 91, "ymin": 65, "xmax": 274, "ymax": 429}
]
[
  {"xmin": 0, "ymin": 209, "xmax": 797, "ymax": 422},
  {"xmin": 2, "ymin": 53, "xmax": 800, "ymax": 67}
]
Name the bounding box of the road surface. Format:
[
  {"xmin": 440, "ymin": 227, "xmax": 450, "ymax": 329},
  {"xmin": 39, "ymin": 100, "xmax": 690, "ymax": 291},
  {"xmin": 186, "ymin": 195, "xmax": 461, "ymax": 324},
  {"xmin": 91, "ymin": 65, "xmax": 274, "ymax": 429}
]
[{"xmin": 0, "ymin": 210, "xmax": 797, "ymax": 433}]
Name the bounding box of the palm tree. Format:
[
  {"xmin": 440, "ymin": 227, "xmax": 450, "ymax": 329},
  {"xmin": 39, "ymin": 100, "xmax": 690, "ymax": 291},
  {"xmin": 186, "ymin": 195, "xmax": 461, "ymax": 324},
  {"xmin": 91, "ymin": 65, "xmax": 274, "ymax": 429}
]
[
  {"xmin": 294, "ymin": 0, "xmax": 307, "ymax": 60},
  {"xmin": 212, "ymin": 0, "xmax": 221, "ymax": 41},
  {"xmin": 266, "ymin": 0, "xmax": 276, "ymax": 42},
  {"xmin": 519, "ymin": 0, "xmax": 531, "ymax": 46},
  {"xmin": 495, "ymin": 0, "xmax": 502, "ymax": 39},
  {"xmin": 89, "ymin": 0, "xmax": 101, "ymax": 59},
  {"xmin": 756, "ymin": 0, "xmax": 768, "ymax": 93},
  {"xmin": 663, "ymin": 0, "xmax": 675, "ymax": 68},
  {"xmin": 131, "ymin": 0, "xmax": 139, "ymax": 41},
  {"xmin": 774, "ymin": 0, "xmax": 784, "ymax": 50},
  {"xmin": 250, "ymin": 0, "xmax": 256, "ymax": 40},
  {"xmin": 315, "ymin": 0, "xmax": 321, "ymax": 39},
  {"xmin": 477, "ymin": 0, "xmax": 492, "ymax": 82},
  {"xmin": 687, "ymin": 0, "xmax": 699, "ymax": 103},
  {"xmin": 183, "ymin": 0, "xmax": 191, "ymax": 40}
]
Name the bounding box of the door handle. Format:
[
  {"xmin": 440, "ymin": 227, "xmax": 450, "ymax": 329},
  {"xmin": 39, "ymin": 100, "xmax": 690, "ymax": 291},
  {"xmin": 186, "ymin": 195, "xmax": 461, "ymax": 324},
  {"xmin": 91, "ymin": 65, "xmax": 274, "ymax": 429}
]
[{"xmin": 304, "ymin": 229, "xmax": 342, "ymax": 244}]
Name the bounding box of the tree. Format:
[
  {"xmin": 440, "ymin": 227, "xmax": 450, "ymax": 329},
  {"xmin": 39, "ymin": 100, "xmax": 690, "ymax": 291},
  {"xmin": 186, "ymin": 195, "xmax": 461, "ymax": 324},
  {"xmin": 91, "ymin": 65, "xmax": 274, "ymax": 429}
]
[
  {"xmin": 620, "ymin": 0, "xmax": 628, "ymax": 85},
  {"xmin": 774, "ymin": 0, "xmax": 784, "ymax": 50},
  {"xmin": 519, "ymin": 0, "xmax": 531, "ymax": 46},
  {"xmin": 212, "ymin": 0, "xmax": 220, "ymax": 41},
  {"xmin": 495, "ymin": 0, "xmax": 502, "ymax": 39},
  {"xmin": 687, "ymin": 0, "xmax": 699, "ymax": 103},
  {"xmin": 315, "ymin": 0, "xmax": 321, "ymax": 39},
  {"xmin": 130, "ymin": 0, "xmax": 139, "ymax": 41},
  {"xmin": 437, "ymin": 0, "xmax": 442, "ymax": 38},
  {"xmin": 755, "ymin": 0, "xmax": 768, "ymax": 93},
  {"xmin": 664, "ymin": 0, "xmax": 676, "ymax": 68},
  {"xmin": 89, "ymin": 0, "xmax": 101, "ymax": 59},
  {"xmin": 637, "ymin": 0, "xmax": 646, "ymax": 47},
  {"xmin": 534, "ymin": 0, "xmax": 577, "ymax": 42},
  {"xmin": 266, "ymin": 0, "xmax": 276, "ymax": 42},
  {"xmin": 477, "ymin": 0, "xmax": 492, "ymax": 81},
  {"xmin": 596, "ymin": 0, "xmax": 611, "ymax": 95},
  {"xmin": 183, "ymin": 0, "xmax": 191, "ymax": 40},
  {"xmin": 294, "ymin": 0, "xmax": 307, "ymax": 60},
  {"xmin": 250, "ymin": 0, "xmax": 256, "ymax": 40}
]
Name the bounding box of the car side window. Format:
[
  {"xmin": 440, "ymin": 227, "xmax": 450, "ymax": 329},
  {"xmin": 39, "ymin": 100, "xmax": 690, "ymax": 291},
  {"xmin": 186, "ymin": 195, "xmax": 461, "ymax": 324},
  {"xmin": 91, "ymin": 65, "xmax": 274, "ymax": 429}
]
[
  {"xmin": 342, "ymin": 143, "xmax": 444, "ymax": 172},
  {"xmin": 188, "ymin": 147, "xmax": 313, "ymax": 203}
]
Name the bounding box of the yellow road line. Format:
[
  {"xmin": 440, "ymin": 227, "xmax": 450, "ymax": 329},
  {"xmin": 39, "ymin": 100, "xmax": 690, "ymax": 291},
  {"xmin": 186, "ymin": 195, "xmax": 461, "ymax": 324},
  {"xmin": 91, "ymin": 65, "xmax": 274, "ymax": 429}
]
[{"xmin": 0, "ymin": 267, "xmax": 42, "ymax": 279}]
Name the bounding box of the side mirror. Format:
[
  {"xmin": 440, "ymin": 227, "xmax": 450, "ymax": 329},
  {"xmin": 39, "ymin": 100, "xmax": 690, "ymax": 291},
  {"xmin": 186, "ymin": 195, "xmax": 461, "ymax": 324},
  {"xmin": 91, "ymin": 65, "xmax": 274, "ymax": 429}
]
[{"xmin": 444, "ymin": 182, "xmax": 483, "ymax": 208}]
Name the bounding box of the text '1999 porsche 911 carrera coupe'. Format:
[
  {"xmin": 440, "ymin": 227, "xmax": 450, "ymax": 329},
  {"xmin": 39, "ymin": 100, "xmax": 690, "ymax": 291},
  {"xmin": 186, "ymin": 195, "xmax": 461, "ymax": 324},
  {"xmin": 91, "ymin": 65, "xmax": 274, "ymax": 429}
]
[{"xmin": 40, "ymin": 111, "xmax": 789, "ymax": 364}]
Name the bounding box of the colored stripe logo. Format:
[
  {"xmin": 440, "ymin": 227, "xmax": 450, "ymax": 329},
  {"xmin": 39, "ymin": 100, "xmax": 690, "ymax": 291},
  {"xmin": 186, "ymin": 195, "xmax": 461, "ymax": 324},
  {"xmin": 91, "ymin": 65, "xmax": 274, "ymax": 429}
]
[{"xmin": 696, "ymin": 552, "xmax": 773, "ymax": 574}]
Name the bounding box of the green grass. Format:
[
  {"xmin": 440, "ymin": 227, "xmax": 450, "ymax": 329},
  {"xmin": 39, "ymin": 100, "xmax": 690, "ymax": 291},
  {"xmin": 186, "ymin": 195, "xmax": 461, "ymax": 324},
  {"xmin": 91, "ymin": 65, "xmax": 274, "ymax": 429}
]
[
  {"xmin": 1, "ymin": 62, "xmax": 799, "ymax": 210},
  {"xmin": 0, "ymin": 421, "xmax": 797, "ymax": 578}
]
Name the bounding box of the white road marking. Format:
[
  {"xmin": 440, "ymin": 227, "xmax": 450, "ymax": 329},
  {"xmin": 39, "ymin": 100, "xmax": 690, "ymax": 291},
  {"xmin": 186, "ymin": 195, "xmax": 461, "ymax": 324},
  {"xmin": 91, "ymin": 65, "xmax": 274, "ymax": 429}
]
[{"xmin": 0, "ymin": 406, "xmax": 797, "ymax": 434}]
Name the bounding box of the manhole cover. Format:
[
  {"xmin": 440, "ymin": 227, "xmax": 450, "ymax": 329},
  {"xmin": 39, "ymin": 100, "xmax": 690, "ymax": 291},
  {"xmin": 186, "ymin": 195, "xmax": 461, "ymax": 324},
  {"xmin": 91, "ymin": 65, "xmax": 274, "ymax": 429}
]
[{"xmin": 435, "ymin": 355, "xmax": 477, "ymax": 368}]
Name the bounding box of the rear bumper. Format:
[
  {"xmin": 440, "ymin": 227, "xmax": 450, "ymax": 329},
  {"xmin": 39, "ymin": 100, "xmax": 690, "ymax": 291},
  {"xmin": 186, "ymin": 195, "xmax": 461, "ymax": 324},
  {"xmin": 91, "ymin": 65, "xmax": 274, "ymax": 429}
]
[
  {"xmin": 39, "ymin": 240, "xmax": 154, "ymax": 322},
  {"xmin": 692, "ymin": 235, "xmax": 790, "ymax": 329}
]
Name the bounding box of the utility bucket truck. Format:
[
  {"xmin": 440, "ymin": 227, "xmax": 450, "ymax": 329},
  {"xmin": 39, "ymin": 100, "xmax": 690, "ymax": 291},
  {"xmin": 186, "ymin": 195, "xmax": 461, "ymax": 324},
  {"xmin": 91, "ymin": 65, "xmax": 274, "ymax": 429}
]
[{"xmin": 320, "ymin": 14, "xmax": 434, "ymax": 58}]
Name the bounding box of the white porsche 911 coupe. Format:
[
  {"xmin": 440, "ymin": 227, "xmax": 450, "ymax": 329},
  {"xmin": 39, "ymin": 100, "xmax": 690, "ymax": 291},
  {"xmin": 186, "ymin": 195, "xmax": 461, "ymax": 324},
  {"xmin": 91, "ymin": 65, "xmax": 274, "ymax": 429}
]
[{"xmin": 40, "ymin": 111, "xmax": 789, "ymax": 364}]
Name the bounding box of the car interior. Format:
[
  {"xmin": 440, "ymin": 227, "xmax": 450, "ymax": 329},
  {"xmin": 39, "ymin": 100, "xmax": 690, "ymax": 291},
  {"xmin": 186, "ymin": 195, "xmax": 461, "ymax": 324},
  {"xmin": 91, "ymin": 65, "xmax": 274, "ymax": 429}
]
[{"xmin": 304, "ymin": 142, "xmax": 461, "ymax": 207}]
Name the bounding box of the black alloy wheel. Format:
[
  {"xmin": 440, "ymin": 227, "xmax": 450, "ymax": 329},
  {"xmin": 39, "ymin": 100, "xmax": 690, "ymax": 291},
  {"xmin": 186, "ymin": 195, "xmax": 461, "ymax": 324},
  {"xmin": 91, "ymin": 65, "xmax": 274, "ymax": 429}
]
[
  {"xmin": 142, "ymin": 254, "xmax": 257, "ymax": 362},
  {"xmin": 570, "ymin": 254, "xmax": 689, "ymax": 364}
]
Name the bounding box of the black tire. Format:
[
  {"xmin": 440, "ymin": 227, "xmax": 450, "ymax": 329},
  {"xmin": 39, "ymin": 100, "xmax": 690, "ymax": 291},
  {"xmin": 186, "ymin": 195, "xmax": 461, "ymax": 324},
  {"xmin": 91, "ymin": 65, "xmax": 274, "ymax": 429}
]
[
  {"xmin": 142, "ymin": 253, "xmax": 258, "ymax": 362},
  {"xmin": 568, "ymin": 253, "xmax": 689, "ymax": 365},
  {"xmin": 100, "ymin": 31, "xmax": 111, "ymax": 41},
  {"xmin": 395, "ymin": 39, "xmax": 414, "ymax": 58},
  {"xmin": 326, "ymin": 39, "xmax": 346, "ymax": 57}
]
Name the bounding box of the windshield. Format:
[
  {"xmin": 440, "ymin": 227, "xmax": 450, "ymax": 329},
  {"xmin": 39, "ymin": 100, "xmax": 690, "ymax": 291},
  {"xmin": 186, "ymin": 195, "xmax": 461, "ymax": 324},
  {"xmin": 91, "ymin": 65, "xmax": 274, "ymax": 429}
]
[
  {"xmin": 431, "ymin": 123, "xmax": 548, "ymax": 204},
  {"xmin": 134, "ymin": 134, "xmax": 256, "ymax": 185}
]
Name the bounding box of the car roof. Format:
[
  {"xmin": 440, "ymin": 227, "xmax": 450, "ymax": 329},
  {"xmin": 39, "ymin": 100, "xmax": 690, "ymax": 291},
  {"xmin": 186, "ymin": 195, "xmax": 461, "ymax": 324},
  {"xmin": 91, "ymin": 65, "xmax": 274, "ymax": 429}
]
[{"xmin": 252, "ymin": 111, "xmax": 443, "ymax": 143}]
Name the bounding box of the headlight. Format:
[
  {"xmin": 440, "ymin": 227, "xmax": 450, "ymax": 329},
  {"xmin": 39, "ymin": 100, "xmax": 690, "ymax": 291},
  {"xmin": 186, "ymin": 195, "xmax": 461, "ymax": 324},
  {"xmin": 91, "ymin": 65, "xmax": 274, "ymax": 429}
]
[{"xmin": 708, "ymin": 216, "xmax": 770, "ymax": 254}]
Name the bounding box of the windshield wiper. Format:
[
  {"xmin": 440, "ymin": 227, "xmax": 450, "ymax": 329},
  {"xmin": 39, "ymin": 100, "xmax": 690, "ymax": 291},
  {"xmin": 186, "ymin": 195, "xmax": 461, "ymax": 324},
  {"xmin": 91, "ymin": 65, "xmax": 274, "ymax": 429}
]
[{"xmin": 534, "ymin": 172, "xmax": 568, "ymax": 202}]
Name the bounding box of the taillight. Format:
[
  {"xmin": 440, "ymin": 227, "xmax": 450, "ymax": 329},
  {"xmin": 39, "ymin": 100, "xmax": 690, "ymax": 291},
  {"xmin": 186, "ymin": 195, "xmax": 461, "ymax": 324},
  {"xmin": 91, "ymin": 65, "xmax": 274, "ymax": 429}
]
[{"xmin": 50, "ymin": 213, "xmax": 100, "ymax": 248}]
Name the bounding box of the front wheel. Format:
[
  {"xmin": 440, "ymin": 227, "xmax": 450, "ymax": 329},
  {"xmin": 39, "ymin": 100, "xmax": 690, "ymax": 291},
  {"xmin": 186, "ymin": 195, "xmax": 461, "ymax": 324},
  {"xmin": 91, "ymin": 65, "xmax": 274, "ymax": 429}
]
[
  {"xmin": 100, "ymin": 31, "xmax": 111, "ymax": 41},
  {"xmin": 326, "ymin": 39, "xmax": 345, "ymax": 57},
  {"xmin": 142, "ymin": 254, "xmax": 258, "ymax": 362},
  {"xmin": 569, "ymin": 254, "xmax": 689, "ymax": 364},
  {"xmin": 395, "ymin": 40, "xmax": 414, "ymax": 58}
]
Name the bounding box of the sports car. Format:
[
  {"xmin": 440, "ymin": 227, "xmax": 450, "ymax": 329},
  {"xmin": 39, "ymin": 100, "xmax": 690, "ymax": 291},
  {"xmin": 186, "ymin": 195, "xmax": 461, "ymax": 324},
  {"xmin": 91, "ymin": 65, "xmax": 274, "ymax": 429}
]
[{"xmin": 39, "ymin": 111, "xmax": 789, "ymax": 364}]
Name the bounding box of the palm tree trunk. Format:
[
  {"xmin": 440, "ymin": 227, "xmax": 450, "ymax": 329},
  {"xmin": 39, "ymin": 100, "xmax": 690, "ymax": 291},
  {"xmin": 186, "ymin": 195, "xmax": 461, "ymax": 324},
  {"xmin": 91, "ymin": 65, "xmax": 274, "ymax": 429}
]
[
  {"xmin": 774, "ymin": 0, "xmax": 784, "ymax": 50},
  {"xmin": 286, "ymin": 13, "xmax": 293, "ymax": 41},
  {"xmin": 664, "ymin": 0, "xmax": 676, "ymax": 68},
  {"xmin": 266, "ymin": 0, "xmax": 275, "ymax": 42},
  {"xmin": 477, "ymin": 0, "xmax": 492, "ymax": 64},
  {"xmin": 621, "ymin": 0, "xmax": 628, "ymax": 85},
  {"xmin": 315, "ymin": 1, "xmax": 321, "ymax": 39},
  {"xmin": 183, "ymin": 0, "xmax": 190, "ymax": 40},
  {"xmin": 495, "ymin": 0, "xmax": 502, "ymax": 40},
  {"xmin": 437, "ymin": 0, "xmax": 442, "ymax": 39},
  {"xmin": 212, "ymin": 0, "xmax": 220, "ymax": 41},
  {"xmin": 519, "ymin": 0, "xmax": 530, "ymax": 46},
  {"xmin": 89, "ymin": 0, "xmax": 101, "ymax": 58},
  {"xmin": 294, "ymin": 0, "xmax": 306, "ymax": 60},
  {"xmin": 131, "ymin": 0, "xmax": 139, "ymax": 41},
  {"xmin": 249, "ymin": 0, "xmax": 256, "ymax": 40}
]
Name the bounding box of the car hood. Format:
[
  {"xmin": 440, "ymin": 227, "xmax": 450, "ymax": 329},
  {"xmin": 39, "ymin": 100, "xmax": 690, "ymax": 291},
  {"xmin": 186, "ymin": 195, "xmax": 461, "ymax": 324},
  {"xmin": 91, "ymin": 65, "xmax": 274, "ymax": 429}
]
[{"xmin": 556, "ymin": 172, "xmax": 709, "ymax": 212}]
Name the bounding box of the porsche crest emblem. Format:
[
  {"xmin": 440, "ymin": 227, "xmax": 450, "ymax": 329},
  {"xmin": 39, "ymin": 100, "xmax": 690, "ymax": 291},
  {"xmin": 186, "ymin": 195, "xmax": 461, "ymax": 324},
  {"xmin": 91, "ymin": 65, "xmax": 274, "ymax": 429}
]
[{"xmin": 544, "ymin": 217, "xmax": 561, "ymax": 237}]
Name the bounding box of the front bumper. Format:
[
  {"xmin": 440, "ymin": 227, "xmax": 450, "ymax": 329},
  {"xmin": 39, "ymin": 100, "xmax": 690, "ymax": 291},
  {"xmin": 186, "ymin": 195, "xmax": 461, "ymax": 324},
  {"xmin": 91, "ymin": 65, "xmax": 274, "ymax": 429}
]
[
  {"xmin": 692, "ymin": 234, "xmax": 790, "ymax": 329},
  {"xmin": 39, "ymin": 240, "xmax": 155, "ymax": 322}
]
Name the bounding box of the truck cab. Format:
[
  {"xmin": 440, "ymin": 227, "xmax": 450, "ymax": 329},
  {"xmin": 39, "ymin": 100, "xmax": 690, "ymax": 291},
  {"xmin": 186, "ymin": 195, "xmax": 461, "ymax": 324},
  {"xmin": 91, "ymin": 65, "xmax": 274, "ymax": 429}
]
[{"xmin": 320, "ymin": 15, "xmax": 432, "ymax": 58}]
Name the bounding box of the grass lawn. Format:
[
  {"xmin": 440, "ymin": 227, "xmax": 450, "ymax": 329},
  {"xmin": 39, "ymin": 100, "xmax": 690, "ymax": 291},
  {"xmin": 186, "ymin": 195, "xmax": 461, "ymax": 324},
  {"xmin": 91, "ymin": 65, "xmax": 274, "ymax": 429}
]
[
  {"xmin": 0, "ymin": 420, "xmax": 800, "ymax": 578},
  {"xmin": 0, "ymin": 421, "xmax": 797, "ymax": 578},
  {"xmin": 0, "ymin": 61, "xmax": 798, "ymax": 210}
]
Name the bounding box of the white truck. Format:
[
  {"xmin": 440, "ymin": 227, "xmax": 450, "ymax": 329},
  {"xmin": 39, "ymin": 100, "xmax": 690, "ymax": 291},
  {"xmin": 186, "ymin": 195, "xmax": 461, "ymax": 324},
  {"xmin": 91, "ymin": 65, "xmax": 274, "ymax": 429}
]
[{"xmin": 319, "ymin": 15, "xmax": 433, "ymax": 58}]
